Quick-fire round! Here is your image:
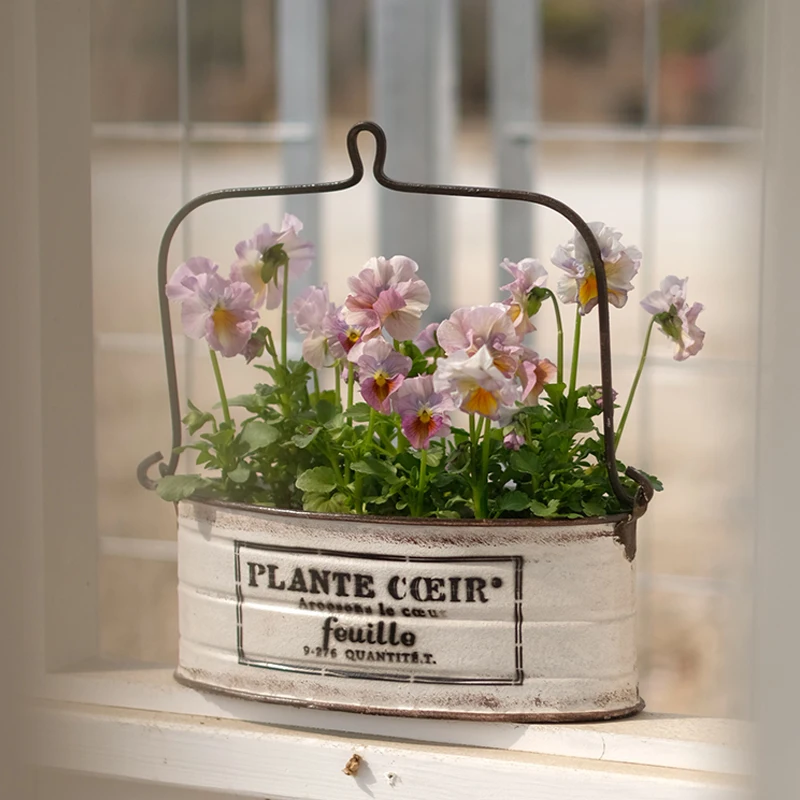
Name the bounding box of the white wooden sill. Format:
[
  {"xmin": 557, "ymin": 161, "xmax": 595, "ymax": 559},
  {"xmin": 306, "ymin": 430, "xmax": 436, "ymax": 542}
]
[{"xmin": 34, "ymin": 664, "xmax": 750, "ymax": 799}]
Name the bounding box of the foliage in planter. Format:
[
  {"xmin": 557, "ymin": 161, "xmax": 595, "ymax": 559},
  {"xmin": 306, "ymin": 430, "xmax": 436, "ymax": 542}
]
[{"xmin": 158, "ymin": 216, "xmax": 703, "ymax": 519}]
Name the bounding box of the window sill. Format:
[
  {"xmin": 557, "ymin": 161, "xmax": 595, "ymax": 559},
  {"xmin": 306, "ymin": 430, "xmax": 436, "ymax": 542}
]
[{"xmin": 34, "ymin": 663, "xmax": 749, "ymax": 798}]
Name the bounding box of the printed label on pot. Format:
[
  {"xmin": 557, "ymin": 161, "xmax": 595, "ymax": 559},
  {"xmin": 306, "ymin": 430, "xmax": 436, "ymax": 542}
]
[{"xmin": 234, "ymin": 541, "xmax": 524, "ymax": 684}]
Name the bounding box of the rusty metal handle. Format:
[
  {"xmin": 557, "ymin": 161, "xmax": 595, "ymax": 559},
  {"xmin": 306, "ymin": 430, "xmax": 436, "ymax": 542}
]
[{"xmin": 137, "ymin": 121, "xmax": 652, "ymax": 513}]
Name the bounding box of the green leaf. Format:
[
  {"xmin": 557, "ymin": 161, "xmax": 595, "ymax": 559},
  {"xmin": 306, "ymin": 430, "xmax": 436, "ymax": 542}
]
[
  {"xmin": 581, "ymin": 499, "xmax": 607, "ymax": 517},
  {"xmin": 314, "ymin": 398, "xmax": 337, "ymax": 425},
  {"xmin": 497, "ymin": 491, "xmax": 531, "ymax": 512},
  {"xmin": 182, "ymin": 400, "xmax": 216, "ymax": 435},
  {"xmin": 296, "ymin": 466, "xmax": 338, "ymax": 494},
  {"xmin": 324, "ymin": 413, "xmax": 346, "ymax": 430},
  {"xmin": 346, "ymin": 403, "xmax": 374, "ymax": 422},
  {"xmin": 228, "ymin": 393, "xmax": 270, "ymax": 413},
  {"xmin": 420, "ymin": 448, "xmax": 442, "ymax": 468},
  {"xmin": 240, "ymin": 421, "xmax": 280, "ymax": 452},
  {"xmin": 530, "ymin": 499, "xmax": 561, "ymax": 518},
  {"xmin": 227, "ymin": 462, "xmax": 252, "ymax": 484},
  {"xmin": 292, "ymin": 428, "xmax": 321, "ymax": 449},
  {"xmin": 351, "ymin": 457, "xmax": 399, "ymax": 484},
  {"xmin": 156, "ymin": 474, "xmax": 211, "ymax": 502},
  {"xmin": 511, "ymin": 449, "xmax": 540, "ymax": 475},
  {"xmin": 302, "ymin": 492, "xmax": 350, "ymax": 514},
  {"xmin": 543, "ymin": 382, "xmax": 567, "ymax": 404}
]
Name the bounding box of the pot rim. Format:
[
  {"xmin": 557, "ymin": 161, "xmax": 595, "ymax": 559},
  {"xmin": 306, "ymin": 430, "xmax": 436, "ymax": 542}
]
[{"xmin": 181, "ymin": 496, "xmax": 632, "ymax": 528}]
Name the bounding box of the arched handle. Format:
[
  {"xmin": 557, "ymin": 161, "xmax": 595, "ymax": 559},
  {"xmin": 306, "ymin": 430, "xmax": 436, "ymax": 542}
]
[{"xmin": 138, "ymin": 121, "xmax": 652, "ymax": 514}]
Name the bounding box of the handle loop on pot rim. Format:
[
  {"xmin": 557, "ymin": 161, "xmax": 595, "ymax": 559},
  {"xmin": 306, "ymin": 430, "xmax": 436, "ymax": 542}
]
[{"xmin": 137, "ymin": 121, "xmax": 653, "ymax": 515}]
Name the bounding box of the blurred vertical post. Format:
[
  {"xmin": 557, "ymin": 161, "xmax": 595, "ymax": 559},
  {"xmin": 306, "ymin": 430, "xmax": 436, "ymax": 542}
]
[
  {"xmin": 372, "ymin": 0, "xmax": 457, "ymax": 322},
  {"xmin": 2, "ymin": 0, "xmax": 96, "ymax": 796},
  {"xmin": 755, "ymin": 0, "xmax": 800, "ymax": 795},
  {"xmin": 490, "ymin": 0, "xmax": 538, "ymax": 276},
  {"xmin": 278, "ymin": 0, "xmax": 326, "ymax": 291}
]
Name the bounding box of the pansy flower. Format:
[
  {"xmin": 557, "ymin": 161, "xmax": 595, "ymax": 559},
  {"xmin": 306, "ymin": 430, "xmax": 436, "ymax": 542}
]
[
  {"xmin": 503, "ymin": 431, "xmax": 526, "ymax": 451},
  {"xmin": 437, "ymin": 304, "xmax": 522, "ymax": 377},
  {"xmin": 640, "ymin": 275, "xmax": 705, "ymax": 361},
  {"xmin": 517, "ymin": 351, "xmax": 557, "ymax": 406},
  {"xmin": 171, "ymin": 270, "xmax": 259, "ymax": 357},
  {"xmin": 290, "ymin": 284, "xmax": 336, "ymax": 369},
  {"xmin": 324, "ymin": 306, "xmax": 374, "ymax": 362},
  {"xmin": 165, "ymin": 256, "xmax": 219, "ymax": 302},
  {"xmin": 231, "ymin": 214, "xmax": 315, "ymax": 310},
  {"xmin": 356, "ymin": 339, "xmax": 412, "ymax": 413},
  {"xmin": 413, "ymin": 322, "xmax": 440, "ymax": 353},
  {"xmin": 344, "ymin": 256, "xmax": 431, "ymax": 341},
  {"xmin": 500, "ymin": 258, "xmax": 548, "ymax": 335},
  {"xmin": 434, "ymin": 346, "xmax": 517, "ymax": 420},
  {"xmin": 392, "ymin": 375, "xmax": 453, "ymax": 450},
  {"xmin": 552, "ymin": 222, "xmax": 641, "ymax": 315}
]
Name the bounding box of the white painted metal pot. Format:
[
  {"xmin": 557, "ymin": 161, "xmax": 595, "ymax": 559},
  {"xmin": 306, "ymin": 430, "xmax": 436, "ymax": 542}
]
[{"xmin": 175, "ymin": 499, "xmax": 642, "ymax": 721}]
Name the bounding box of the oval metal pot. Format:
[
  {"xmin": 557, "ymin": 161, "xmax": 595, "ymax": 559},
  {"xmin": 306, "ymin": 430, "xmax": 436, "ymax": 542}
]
[{"xmin": 175, "ymin": 498, "xmax": 642, "ymax": 722}]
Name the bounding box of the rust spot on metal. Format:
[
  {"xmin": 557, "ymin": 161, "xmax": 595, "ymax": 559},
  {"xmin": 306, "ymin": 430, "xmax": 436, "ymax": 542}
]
[
  {"xmin": 613, "ymin": 517, "xmax": 638, "ymax": 562},
  {"xmin": 343, "ymin": 754, "xmax": 362, "ymax": 776}
]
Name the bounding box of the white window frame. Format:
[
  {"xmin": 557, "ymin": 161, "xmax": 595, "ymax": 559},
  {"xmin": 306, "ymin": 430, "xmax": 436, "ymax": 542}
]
[{"xmin": 9, "ymin": 0, "xmax": 798, "ymax": 796}]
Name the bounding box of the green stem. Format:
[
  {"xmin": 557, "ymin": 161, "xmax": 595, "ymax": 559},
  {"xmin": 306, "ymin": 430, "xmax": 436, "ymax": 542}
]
[
  {"xmin": 480, "ymin": 416, "xmax": 492, "ymax": 519},
  {"xmin": 265, "ymin": 329, "xmax": 279, "ymax": 370},
  {"xmin": 280, "ymin": 265, "xmax": 289, "ymax": 367},
  {"xmin": 568, "ymin": 309, "xmax": 582, "ymax": 398},
  {"xmin": 355, "ymin": 410, "xmax": 377, "ymax": 514},
  {"xmin": 615, "ymin": 317, "xmax": 656, "ymax": 449},
  {"xmin": 543, "ymin": 288, "xmax": 564, "ymax": 384},
  {"xmin": 415, "ymin": 448, "xmax": 428, "ymax": 518},
  {"xmin": 209, "ymin": 349, "xmax": 232, "ymax": 427},
  {"xmin": 347, "ymin": 362, "xmax": 355, "ymax": 408},
  {"xmin": 468, "ymin": 415, "xmax": 484, "ymax": 520},
  {"xmin": 334, "ymin": 364, "xmax": 342, "ymax": 408},
  {"xmin": 312, "ymin": 370, "xmax": 320, "ymax": 404}
]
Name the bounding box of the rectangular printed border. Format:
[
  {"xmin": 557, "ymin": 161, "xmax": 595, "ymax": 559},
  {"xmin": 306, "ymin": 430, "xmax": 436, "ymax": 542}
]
[{"xmin": 234, "ymin": 540, "xmax": 524, "ymax": 685}]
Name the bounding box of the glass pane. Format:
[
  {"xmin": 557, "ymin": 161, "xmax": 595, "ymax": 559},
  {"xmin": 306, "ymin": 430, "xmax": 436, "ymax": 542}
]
[
  {"xmin": 541, "ymin": 0, "xmax": 646, "ymax": 124},
  {"xmin": 188, "ymin": 0, "xmax": 277, "ymax": 123},
  {"xmin": 660, "ymin": 0, "xmax": 750, "ymax": 126},
  {"xmin": 91, "ymin": 0, "xmax": 179, "ymax": 122}
]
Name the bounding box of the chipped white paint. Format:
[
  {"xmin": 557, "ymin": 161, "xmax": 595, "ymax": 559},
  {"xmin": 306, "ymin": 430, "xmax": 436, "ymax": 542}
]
[{"xmin": 176, "ymin": 500, "xmax": 641, "ymax": 720}]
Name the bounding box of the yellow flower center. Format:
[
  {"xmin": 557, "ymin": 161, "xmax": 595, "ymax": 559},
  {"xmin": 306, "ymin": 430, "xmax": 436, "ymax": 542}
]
[
  {"xmin": 578, "ymin": 274, "xmax": 598, "ymax": 308},
  {"xmin": 418, "ymin": 408, "xmax": 432, "ymax": 424},
  {"xmin": 509, "ymin": 303, "xmax": 522, "ymax": 322},
  {"xmin": 373, "ymin": 369, "xmax": 390, "ymax": 387},
  {"xmin": 462, "ymin": 387, "xmax": 499, "ymax": 418},
  {"xmin": 212, "ymin": 307, "xmax": 235, "ymax": 332},
  {"xmin": 346, "ymin": 328, "xmax": 361, "ymax": 343}
]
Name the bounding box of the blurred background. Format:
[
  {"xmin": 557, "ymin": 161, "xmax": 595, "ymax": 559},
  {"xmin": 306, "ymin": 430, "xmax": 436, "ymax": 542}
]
[{"xmin": 90, "ymin": 0, "xmax": 762, "ymax": 718}]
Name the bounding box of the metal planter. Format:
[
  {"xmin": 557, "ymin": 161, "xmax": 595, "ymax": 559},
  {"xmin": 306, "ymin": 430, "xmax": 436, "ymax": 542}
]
[{"xmin": 175, "ymin": 499, "xmax": 642, "ymax": 721}]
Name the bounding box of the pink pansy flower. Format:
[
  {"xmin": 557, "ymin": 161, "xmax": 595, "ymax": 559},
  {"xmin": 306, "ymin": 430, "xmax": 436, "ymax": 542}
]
[
  {"xmin": 503, "ymin": 431, "xmax": 526, "ymax": 451},
  {"xmin": 291, "ymin": 284, "xmax": 336, "ymax": 369},
  {"xmin": 500, "ymin": 258, "xmax": 548, "ymax": 336},
  {"xmin": 437, "ymin": 304, "xmax": 522, "ymax": 377},
  {"xmin": 177, "ymin": 272, "xmax": 259, "ymax": 357},
  {"xmin": 517, "ymin": 352, "xmax": 557, "ymax": 406},
  {"xmin": 433, "ymin": 346, "xmax": 518, "ymax": 420},
  {"xmin": 230, "ymin": 214, "xmax": 315, "ymax": 310},
  {"xmin": 165, "ymin": 256, "xmax": 219, "ymax": 302},
  {"xmin": 392, "ymin": 375, "xmax": 453, "ymax": 450},
  {"xmin": 323, "ymin": 306, "xmax": 375, "ymax": 362},
  {"xmin": 640, "ymin": 275, "xmax": 706, "ymax": 361},
  {"xmin": 344, "ymin": 256, "xmax": 431, "ymax": 341},
  {"xmin": 356, "ymin": 339, "xmax": 412, "ymax": 413},
  {"xmin": 552, "ymin": 222, "xmax": 641, "ymax": 315},
  {"xmin": 414, "ymin": 322, "xmax": 440, "ymax": 353}
]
